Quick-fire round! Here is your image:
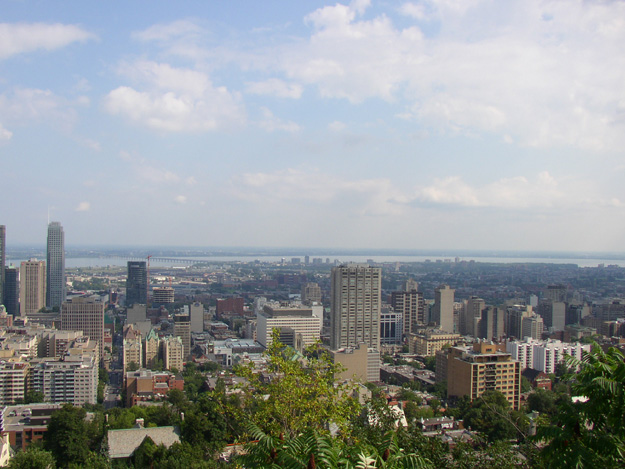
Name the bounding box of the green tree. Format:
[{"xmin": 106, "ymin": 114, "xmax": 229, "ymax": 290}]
[
  {"xmin": 8, "ymin": 446, "xmax": 56, "ymax": 469},
  {"xmin": 236, "ymin": 338, "xmax": 360, "ymax": 439},
  {"xmin": 462, "ymin": 391, "xmax": 517, "ymax": 442},
  {"xmin": 24, "ymin": 391, "xmax": 45, "ymax": 404},
  {"xmin": 535, "ymin": 345, "xmax": 625, "ymax": 467},
  {"xmin": 43, "ymin": 404, "xmax": 92, "ymax": 466}
]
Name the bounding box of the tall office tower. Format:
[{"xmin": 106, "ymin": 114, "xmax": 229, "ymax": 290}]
[
  {"xmin": 190, "ymin": 302, "xmax": 204, "ymax": 333},
  {"xmin": 330, "ymin": 264, "xmax": 381, "ymax": 350},
  {"xmin": 61, "ymin": 296, "xmax": 105, "ymax": 362},
  {"xmin": 434, "ymin": 285, "xmax": 455, "ymax": 333},
  {"xmin": 391, "ymin": 281, "xmax": 424, "ymax": 336},
  {"xmin": 19, "ymin": 259, "xmax": 46, "ymax": 316},
  {"xmin": 537, "ymin": 299, "xmax": 566, "ymax": 331},
  {"xmin": 301, "ymin": 282, "xmax": 322, "ymax": 305},
  {"xmin": 174, "ymin": 314, "xmax": 191, "ymax": 359},
  {"xmin": 126, "ymin": 261, "xmax": 147, "ymax": 306},
  {"xmin": 478, "ymin": 306, "xmax": 505, "ymax": 341},
  {"xmin": 0, "ymin": 225, "xmax": 5, "ymax": 304},
  {"xmin": 461, "ymin": 296, "xmax": 485, "ymax": 337},
  {"xmin": 545, "ymin": 284, "xmax": 567, "ymax": 302},
  {"xmin": 46, "ymin": 222, "xmax": 65, "ymax": 309},
  {"xmin": 4, "ymin": 267, "xmax": 18, "ymax": 316}
]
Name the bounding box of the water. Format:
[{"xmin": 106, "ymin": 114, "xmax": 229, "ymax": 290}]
[{"xmin": 47, "ymin": 255, "xmax": 625, "ymax": 269}]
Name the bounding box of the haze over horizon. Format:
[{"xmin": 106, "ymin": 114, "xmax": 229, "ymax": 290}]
[{"xmin": 2, "ymin": 1, "xmax": 624, "ymax": 252}]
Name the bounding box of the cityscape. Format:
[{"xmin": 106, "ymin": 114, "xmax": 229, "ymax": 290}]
[
  {"xmin": 2, "ymin": 0, "xmax": 625, "ymax": 468},
  {"xmin": 0, "ymin": 221, "xmax": 623, "ymax": 467}
]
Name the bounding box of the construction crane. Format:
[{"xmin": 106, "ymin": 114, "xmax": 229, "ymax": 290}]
[{"xmin": 146, "ymin": 255, "xmax": 152, "ymax": 308}]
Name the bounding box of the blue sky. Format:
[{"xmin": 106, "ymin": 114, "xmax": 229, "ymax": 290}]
[{"xmin": 1, "ymin": 0, "xmax": 624, "ymax": 251}]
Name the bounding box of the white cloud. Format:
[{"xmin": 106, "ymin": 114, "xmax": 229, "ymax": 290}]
[
  {"xmin": 75, "ymin": 202, "xmax": 91, "ymax": 212},
  {"xmin": 0, "ymin": 123, "xmax": 12, "ymax": 141},
  {"xmin": 234, "ymin": 168, "xmax": 405, "ymax": 216},
  {"xmin": 262, "ymin": 0, "xmax": 625, "ymax": 150},
  {"xmin": 415, "ymin": 171, "xmax": 574, "ymax": 210},
  {"xmin": 328, "ymin": 121, "xmax": 346, "ymax": 131},
  {"xmin": 258, "ymin": 108, "xmax": 300, "ymax": 133},
  {"xmin": 0, "ymin": 88, "xmax": 81, "ymax": 131},
  {"xmin": 133, "ymin": 20, "xmax": 202, "ymax": 43},
  {"xmin": 174, "ymin": 195, "xmax": 187, "ymax": 204},
  {"xmin": 246, "ymin": 79, "xmax": 303, "ymax": 99},
  {"xmin": 104, "ymin": 61, "xmax": 245, "ymax": 132},
  {"xmin": 118, "ymin": 150, "xmax": 191, "ymax": 185},
  {"xmin": 0, "ymin": 22, "xmax": 95, "ymax": 59}
]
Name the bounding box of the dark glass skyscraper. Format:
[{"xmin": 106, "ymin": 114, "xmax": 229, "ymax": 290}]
[
  {"xmin": 126, "ymin": 261, "xmax": 147, "ymax": 306},
  {"xmin": 4, "ymin": 267, "xmax": 18, "ymax": 316},
  {"xmin": 46, "ymin": 221, "xmax": 66, "ymax": 309},
  {"xmin": 0, "ymin": 225, "xmax": 5, "ymax": 304}
]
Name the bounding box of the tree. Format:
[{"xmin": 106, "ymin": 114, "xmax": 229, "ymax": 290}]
[
  {"xmin": 24, "ymin": 391, "xmax": 45, "ymax": 404},
  {"xmin": 535, "ymin": 345, "xmax": 625, "ymax": 467},
  {"xmin": 8, "ymin": 446, "xmax": 56, "ymax": 469},
  {"xmin": 43, "ymin": 404, "xmax": 91, "ymax": 466},
  {"xmin": 462, "ymin": 391, "xmax": 517, "ymax": 442},
  {"xmin": 126, "ymin": 361, "xmax": 139, "ymax": 372},
  {"xmin": 526, "ymin": 389, "xmax": 558, "ymax": 416},
  {"xmin": 235, "ymin": 338, "xmax": 360, "ymax": 439}
]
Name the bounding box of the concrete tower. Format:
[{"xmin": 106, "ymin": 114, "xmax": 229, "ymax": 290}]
[
  {"xmin": 46, "ymin": 221, "xmax": 66, "ymax": 308},
  {"xmin": 330, "ymin": 264, "xmax": 381, "ymax": 350},
  {"xmin": 434, "ymin": 284, "xmax": 455, "ymax": 333},
  {"xmin": 20, "ymin": 259, "xmax": 46, "ymax": 315}
]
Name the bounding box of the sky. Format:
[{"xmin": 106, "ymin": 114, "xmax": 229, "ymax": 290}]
[{"xmin": 1, "ymin": 0, "xmax": 625, "ymax": 252}]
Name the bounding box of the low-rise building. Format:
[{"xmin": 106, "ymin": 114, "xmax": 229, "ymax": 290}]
[
  {"xmin": 408, "ymin": 329, "xmax": 461, "ymax": 356},
  {"xmin": 447, "ymin": 342, "xmax": 521, "ymax": 410}
]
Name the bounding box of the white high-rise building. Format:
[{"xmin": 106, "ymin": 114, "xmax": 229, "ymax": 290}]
[{"xmin": 330, "ymin": 264, "xmax": 381, "ymax": 350}]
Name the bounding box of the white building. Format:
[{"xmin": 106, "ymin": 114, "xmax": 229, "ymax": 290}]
[
  {"xmin": 506, "ymin": 338, "xmax": 590, "ymax": 373},
  {"xmin": 256, "ymin": 303, "xmax": 321, "ymax": 348},
  {"xmin": 30, "ymin": 355, "xmax": 98, "ymax": 405}
]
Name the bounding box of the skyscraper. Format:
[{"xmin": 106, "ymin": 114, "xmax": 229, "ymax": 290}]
[
  {"xmin": 391, "ymin": 279, "xmax": 425, "ymax": 336},
  {"xmin": 330, "ymin": 264, "xmax": 381, "ymax": 350},
  {"xmin": 46, "ymin": 222, "xmax": 66, "ymax": 309},
  {"xmin": 4, "ymin": 267, "xmax": 19, "ymax": 316},
  {"xmin": 61, "ymin": 296, "xmax": 105, "ymax": 361},
  {"xmin": 126, "ymin": 261, "xmax": 147, "ymax": 306},
  {"xmin": 19, "ymin": 259, "xmax": 46, "ymax": 315},
  {"xmin": 0, "ymin": 225, "xmax": 5, "ymax": 304},
  {"xmin": 434, "ymin": 284, "xmax": 455, "ymax": 333}
]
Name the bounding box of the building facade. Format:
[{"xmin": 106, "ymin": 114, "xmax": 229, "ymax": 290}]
[
  {"xmin": 46, "ymin": 222, "xmax": 65, "ymax": 309},
  {"xmin": 60, "ymin": 296, "xmax": 105, "ymax": 361},
  {"xmin": 3, "ymin": 267, "xmax": 19, "ymax": 316},
  {"xmin": 19, "ymin": 260, "xmax": 46, "ymax": 316},
  {"xmin": 447, "ymin": 342, "xmax": 521, "ymax": 410},
  {"xmin": 126, "ymin": 261, "xmax": 147, "ymax": 307},
  {"xmin": 330, "ymin": 264, "xmax": 381, "ymax": 350},
  {"xmin": 391, "ymin": 285, "xmax": 425, "ymax": 336},
  {"xmin": 257, "ymin": 303, "xmax": 322, "ymax": 348},
  {"xmin": 434, "ymin": 285, "xmax": 455, "ymax": 333}
]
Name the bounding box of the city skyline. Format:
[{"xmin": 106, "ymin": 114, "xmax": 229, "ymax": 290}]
[{"xmin": 1, "ymin": 1, "xmax": 625, "ymax": 252}]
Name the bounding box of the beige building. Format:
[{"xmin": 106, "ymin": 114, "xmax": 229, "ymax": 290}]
[
  {"xmin": 301, "ymin": 282, "xmax": 322, "ymax": 305},
  {"xmin": 174, "ymin": 314, "xmax": 191, "ymax": 359},
  {"xmin": 434, "ymin": 285, "xmax": 455, "ymax": 333},
  {"xmin": 447, "ymin": 342, "xmax": 520, "ymax": 410},
  {"xmin": 330, "ymin": 345, "xmax": 380, "ymax": 382},
  {"xmin": 19, "ymin": 260, "xmax": 46, "ymax": 316},
  {"xmin": 409, "ymin": 329, "xmax": 461, "ymax": 356},
  {"xmin": 60, "ymin": 296, "xmax": 105, "ymax": 362},
  {"xmin": 391, "ymin": 284, "xmax": 424, "ymax": 335},
  {"xmin": 0, "ymin": 362, "xmax": 29, "ymax": 405},
  {"xmin": 123, "ymin": 325, "xmax": 143, "ymax": 371},
  {"xmin": 162, "ymin": 336, "xmax": 184, "ymax": 371},
  {"xmin": 144, "ymin": 329, "xmax": 160, "ymax": 369}
]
